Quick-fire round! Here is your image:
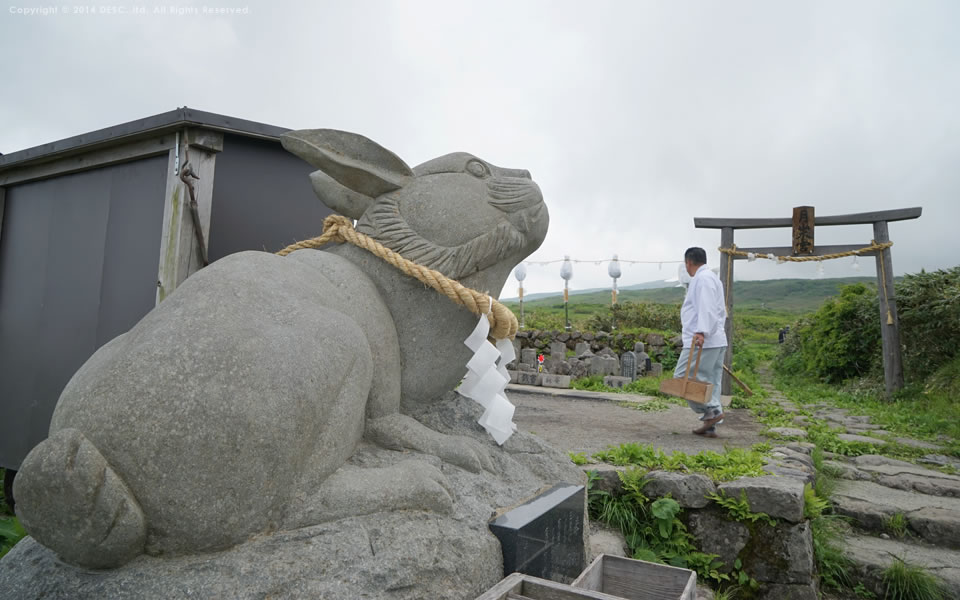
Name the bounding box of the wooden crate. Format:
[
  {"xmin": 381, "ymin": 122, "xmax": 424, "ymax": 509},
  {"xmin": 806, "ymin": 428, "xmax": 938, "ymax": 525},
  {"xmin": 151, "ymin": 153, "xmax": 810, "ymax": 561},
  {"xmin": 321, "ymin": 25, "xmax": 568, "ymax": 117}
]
[
  {"xmin": 476, "ymin": 572, "xmax": 625, "ymax": 600},
  {"xmin": 571, "ymin": 555, "xmax": 697, "ymax": 600}
]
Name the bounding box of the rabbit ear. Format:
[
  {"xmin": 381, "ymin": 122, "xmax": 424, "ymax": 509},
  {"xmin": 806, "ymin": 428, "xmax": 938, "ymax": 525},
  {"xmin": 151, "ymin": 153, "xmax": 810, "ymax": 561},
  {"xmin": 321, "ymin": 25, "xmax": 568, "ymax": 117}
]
[
  {"xmin": 308, "ymin": 171, "xmax": 375, "ymax": 219},
  {"xmin": 282, "ymin": 129, "xmax": 413, "ymax": 199}
]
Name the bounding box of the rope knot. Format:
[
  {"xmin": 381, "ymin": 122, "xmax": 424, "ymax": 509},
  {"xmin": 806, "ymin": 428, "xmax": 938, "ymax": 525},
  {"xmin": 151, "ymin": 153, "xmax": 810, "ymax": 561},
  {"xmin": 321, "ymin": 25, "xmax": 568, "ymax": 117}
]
[{"xmin": 321, "ymin": 214, "xmax": 353, "ymax": 244}]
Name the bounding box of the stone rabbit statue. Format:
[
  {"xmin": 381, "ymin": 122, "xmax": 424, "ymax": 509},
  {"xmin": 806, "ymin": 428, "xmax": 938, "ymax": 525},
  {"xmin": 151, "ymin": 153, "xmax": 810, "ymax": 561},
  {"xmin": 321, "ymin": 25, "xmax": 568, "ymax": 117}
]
[{"xmin": 13, "ymin": 129, "xmax": 549, "ymax": 569}]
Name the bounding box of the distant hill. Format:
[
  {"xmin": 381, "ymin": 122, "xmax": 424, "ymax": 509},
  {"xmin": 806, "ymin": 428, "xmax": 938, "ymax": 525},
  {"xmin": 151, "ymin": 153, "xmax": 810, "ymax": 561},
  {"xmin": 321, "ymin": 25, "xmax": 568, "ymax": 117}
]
[
  {"xmin": 503, "ymin": 277, "xmax": 880, "ymax": 314},
  {"xmin": 511, "ymin": 279, "xmax": 674, "ymax": 302}
]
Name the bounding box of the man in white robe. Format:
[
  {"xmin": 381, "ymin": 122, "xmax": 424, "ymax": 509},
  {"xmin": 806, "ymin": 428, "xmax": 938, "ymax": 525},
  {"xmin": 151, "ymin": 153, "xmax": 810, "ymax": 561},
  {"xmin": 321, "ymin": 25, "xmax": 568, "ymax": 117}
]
[{"xmin": 675, "ymin": 247, "xmax": 728, "ymax": 437}]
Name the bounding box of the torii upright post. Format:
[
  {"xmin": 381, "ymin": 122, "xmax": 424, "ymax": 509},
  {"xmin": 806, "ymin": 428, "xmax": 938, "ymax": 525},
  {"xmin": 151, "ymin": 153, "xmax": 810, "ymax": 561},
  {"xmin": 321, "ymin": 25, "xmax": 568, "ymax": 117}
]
[
  {"xmin": 873, "ymin": 220, "xmax": 905, "ymax": 397},
  {"xmin": 718, "ymin": 227, "xmax": 734, "ymax": 395},
  {"xmin": 694, "ymin": 207, "xmax": 921, "ymax": 399}
]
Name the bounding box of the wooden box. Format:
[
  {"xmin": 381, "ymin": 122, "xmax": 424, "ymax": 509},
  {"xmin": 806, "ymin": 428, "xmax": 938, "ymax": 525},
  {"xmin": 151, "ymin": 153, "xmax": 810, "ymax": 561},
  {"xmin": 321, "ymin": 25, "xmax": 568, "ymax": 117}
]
[
  {"xmin": 658, "ymin": 377, "xmax": 713, "ymax": 404},
  {"xmin": 571, "ymin": 554, "xmax": 697, "ymax": 600},
  {"xmin": 475, "ymin": 572, "xmax": 624, "ymax": 600}
]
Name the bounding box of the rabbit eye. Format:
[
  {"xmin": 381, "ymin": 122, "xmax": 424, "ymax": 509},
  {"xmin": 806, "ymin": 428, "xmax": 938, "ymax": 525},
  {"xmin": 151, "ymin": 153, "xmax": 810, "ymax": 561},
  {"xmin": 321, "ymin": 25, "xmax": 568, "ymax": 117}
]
[{"xmin": 466, "ymin": 160, "xmax": 489, "ymax": 178}]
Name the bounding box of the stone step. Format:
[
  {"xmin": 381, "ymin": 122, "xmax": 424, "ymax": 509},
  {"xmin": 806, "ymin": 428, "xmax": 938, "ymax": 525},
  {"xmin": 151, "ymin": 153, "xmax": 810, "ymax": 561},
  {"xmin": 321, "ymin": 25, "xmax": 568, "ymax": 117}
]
[
  {"xmin": 837, "ymin": 455, "xmax": 960, "ymax": 498},
  {"xmin": 832, "ymin": 479, "xmax": 960, "ymax": 549},
  {"xmin": 843, "ymin": 532, "xmax": 960, "ymax": 599}
]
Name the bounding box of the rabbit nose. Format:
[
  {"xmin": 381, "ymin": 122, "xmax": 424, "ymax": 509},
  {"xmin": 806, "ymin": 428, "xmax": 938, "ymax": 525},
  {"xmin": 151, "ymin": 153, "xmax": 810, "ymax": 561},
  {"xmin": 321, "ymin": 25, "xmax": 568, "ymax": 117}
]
[{"xmin": 501, "ymin": 168, "xmax": 531, "ymax": 179}]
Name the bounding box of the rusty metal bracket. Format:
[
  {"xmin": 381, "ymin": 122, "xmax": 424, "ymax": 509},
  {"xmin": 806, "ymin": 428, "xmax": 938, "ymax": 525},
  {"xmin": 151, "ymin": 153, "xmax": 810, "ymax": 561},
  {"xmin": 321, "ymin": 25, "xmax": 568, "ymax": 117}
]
[{"xmin": 179, "ymin": 148, "xmax": 209, "ymax": 267}]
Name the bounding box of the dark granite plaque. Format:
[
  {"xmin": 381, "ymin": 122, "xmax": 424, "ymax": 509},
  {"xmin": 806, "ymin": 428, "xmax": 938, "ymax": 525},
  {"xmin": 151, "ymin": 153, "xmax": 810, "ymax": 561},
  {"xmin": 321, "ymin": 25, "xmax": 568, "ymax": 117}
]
[
  {"xmin": 488, "ymin": 483, "xmax": 585, "ymax": 583},
  {"xmin": 620, "ymin": 351, "xmax": 637, "ymax": 380}
]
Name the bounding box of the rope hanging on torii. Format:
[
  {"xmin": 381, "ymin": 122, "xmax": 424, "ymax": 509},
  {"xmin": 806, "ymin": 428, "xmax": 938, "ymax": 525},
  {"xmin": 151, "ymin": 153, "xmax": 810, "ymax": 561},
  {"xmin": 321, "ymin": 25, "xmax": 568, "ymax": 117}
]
[{"xmin": 717, "ymin": 240, "xmax": 896, "ymax": 324}]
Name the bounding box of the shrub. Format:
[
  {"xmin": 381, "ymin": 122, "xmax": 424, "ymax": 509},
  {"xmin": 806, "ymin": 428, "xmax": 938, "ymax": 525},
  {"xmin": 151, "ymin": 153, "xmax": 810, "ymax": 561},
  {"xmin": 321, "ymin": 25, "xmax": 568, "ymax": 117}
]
[
  {"xmin": 781, "ymin": 283, "xmax": 881, "ymax": 383},
  {"xmin": 588, "ymin": 302, "xmax": 682, "ymax": 333},
  {"xmin": 778, "ymin": 266, "xmax": 960, "ymax": 385},
  {"xmin": 896, "ymin": 267, "xmax": 960, "ymax": 380}
]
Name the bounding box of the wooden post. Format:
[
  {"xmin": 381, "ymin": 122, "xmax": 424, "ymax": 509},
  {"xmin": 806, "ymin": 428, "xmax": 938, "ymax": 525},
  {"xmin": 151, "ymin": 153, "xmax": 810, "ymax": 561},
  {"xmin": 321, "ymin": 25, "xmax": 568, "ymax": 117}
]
[
  {"xmin": 156, "ymin": 128, "xmax": 223, "ymax": 304},
  {"xmin": 718, "ymin": 227, "xmax": 734, "ymax": 395},
  {"xmin": 873, "ymin": 220, "xmax": 905, "ymax": 397}
]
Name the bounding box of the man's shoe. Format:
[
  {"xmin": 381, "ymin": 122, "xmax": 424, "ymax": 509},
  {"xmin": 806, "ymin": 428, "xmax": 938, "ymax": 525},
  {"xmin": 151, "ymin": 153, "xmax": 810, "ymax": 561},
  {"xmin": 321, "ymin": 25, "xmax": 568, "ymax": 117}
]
[{"xmin": 693, "ymin": 412, "xmax": 724, "ymax": 434}]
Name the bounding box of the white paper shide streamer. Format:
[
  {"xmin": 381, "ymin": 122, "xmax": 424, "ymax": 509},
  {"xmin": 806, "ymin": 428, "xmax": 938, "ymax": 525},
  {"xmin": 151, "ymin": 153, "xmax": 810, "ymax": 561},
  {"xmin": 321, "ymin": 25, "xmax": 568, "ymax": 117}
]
[{"xmin": 458, "ymin": 310, "xmax": 518, "ymax": 445}]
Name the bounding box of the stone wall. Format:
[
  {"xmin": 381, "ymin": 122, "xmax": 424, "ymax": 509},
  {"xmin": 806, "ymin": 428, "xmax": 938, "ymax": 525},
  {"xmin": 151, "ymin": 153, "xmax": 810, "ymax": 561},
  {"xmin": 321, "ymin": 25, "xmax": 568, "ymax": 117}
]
[
  {"xmin": 515, "ymin": 329, "xmax": 681, "ymax": 358},
  {"xmin": 508, "ymin": 330, "xmax": 682, "ymax": 384},
  {"xmin": 583, "ymin": 442, "xmax": 821, "ymax": 600}
]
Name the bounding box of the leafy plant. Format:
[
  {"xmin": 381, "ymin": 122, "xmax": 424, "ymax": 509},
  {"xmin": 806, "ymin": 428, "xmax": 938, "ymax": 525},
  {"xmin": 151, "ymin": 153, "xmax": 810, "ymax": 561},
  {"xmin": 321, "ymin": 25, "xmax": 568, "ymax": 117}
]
[
  {"xmin": 0, "ymin": 515, "xmax": 25, "ymax": 560},
  {"xmin": 587, "ymin": 469, "xmax": 741, "ymax": 588},
  {"xmin": 803, "ymin": 483, "xmax": 830, "ymax": 520},
  {"xmin": 731, "ymin": 558, "xmax": 760, "ymax": 593},
  {"xmin": 0, "ymin": 468, "xmax": 25, "ymax": 560},
  {"xmin": 650, "ymin": 497, "xmax": 681, "ymax": 538},
  {"xmin": 684, "ymin": 550, "xmax": 731, "ymax": 587},
  {"xmin": 881, "ymin": 556, "xmax": 946, "ymax": 600},
  {"xmin": 568, "ymin": 451, "xmax": 589, "ymax": 466},
  {"xmin": 707, "ymin": 490, "xmax": 777, "ymax": 527}
]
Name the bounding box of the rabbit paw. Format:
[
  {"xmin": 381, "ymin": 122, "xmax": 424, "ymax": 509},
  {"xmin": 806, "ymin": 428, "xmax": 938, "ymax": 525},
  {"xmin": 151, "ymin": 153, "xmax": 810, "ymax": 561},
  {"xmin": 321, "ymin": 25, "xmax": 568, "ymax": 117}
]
[{"xmin": 433, "ymin": 435, "xmax": 496, "ymax": 473}]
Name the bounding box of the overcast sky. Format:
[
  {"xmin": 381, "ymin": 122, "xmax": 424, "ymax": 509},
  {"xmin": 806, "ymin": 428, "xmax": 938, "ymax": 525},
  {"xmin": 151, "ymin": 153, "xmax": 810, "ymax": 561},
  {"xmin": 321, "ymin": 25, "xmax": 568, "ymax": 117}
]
[{"xmin": 2, "ymin": 0, "xmax": 957, "ymax": 295}]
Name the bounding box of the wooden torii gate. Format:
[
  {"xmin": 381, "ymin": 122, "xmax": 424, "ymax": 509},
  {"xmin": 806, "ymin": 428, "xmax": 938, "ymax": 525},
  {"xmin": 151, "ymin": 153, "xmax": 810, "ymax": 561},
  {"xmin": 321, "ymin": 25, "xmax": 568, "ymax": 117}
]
[{"xmin": 694, "ymin": 207, "xmax": 922, "ymax": 398}]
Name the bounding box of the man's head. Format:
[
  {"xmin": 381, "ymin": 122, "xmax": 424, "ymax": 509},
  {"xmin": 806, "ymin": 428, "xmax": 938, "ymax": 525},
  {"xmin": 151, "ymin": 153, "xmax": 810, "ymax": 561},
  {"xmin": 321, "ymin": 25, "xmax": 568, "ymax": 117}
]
[{"xmin": 684, "ymin": 247, "xmax": 707, "ymax": 277}]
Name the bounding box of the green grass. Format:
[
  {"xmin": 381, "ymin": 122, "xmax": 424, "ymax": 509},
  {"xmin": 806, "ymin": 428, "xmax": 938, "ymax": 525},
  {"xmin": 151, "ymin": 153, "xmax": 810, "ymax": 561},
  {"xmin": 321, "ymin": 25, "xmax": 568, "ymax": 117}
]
[
  {"xmin": 773, "ymin": 373, "xmax": 960, "ymax": 456},
  {"xmin": 570, "ymin": 373, "xmax": 686, "ymax": 404},
  {"xmin": 590, "ymin": 442, "xmax": 771, "ymax": 481},
  {"xmin": 881, "ymin": 557, "xmax": 946, "ymax": 600},
  {"xmin": 885, "ymin": 513, "xmax": 909, "ymax": 539},
  {"xmin": 812, "ymin": 513, "xmax": 854, "ymax": 591}
]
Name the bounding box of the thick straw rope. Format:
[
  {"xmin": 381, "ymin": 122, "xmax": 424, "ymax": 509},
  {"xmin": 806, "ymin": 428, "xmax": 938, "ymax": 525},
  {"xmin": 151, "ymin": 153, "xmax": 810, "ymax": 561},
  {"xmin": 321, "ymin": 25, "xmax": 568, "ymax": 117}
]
[
  {"xmin": 718, "ymin": 240, "xmax": 896, "ymax": 324},
  {"xmin": 277, "ymin": 215, "xmax": 519, "ymax": 339}
]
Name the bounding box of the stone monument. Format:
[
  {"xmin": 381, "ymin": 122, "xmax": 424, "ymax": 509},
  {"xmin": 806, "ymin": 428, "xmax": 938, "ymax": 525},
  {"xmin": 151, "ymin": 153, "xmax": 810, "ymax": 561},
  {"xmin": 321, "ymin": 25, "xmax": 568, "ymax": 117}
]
[
  {"xmin": 0, "ymin": 129, "xmax": 582, "ymax": 599},
  {"xmin": 620, "ymin": 351, "xmax": 638, "ymax": 381}
]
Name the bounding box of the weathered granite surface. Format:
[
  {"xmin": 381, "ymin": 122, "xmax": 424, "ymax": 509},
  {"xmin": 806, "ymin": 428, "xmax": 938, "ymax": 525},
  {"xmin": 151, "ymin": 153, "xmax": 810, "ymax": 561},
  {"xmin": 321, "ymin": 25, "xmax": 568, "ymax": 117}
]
[
  {"xmin": 718, "ymin": 476, "xmax": 805, "ymax": 523},
  {"xmin": 832, "ymin": 478, "xmax": 960, "ymax": 548},
  {"xmin": 643, "ymin": 471, "xmax": 715, "ymax": 508},
  {"xmin": 844, "ymin": 532, "xmax": 960, "ymax": 598},
  {"xmin": 686, "ymin": 509, "xmax": 749, "ymax": 571},
  {"xmin": 743, "ymin": 521, "xmax": 814, "ymax": 584},
  {"xmin": 1, "ymin": 394, "xmax": 586, "ymax": 599}
]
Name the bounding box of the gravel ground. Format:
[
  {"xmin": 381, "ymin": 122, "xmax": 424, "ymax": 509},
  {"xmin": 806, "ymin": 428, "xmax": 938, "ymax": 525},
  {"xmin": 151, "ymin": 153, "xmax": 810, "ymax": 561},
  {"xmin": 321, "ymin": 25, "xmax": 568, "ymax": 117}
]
[{"xmin": 508, "ymin": 387, "xmax": 766, "ymax": 457}]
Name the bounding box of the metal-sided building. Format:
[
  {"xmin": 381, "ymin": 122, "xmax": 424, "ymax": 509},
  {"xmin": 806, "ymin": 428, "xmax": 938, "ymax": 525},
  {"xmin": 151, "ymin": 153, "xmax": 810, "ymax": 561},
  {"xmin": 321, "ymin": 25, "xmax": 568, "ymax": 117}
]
[{"xmin": 0, "ymin": 108, "xmax": 332, "ymax": 482}]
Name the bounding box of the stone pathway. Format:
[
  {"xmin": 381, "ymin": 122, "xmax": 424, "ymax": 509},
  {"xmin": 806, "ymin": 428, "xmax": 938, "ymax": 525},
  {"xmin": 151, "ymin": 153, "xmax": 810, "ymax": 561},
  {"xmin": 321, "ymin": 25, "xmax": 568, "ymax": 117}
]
[{"xmin": 755, "ymin": 368, "xmax": 960, "ymax": 597}]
